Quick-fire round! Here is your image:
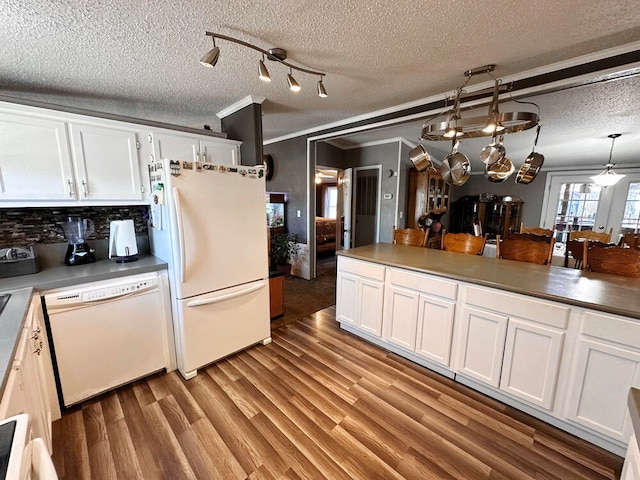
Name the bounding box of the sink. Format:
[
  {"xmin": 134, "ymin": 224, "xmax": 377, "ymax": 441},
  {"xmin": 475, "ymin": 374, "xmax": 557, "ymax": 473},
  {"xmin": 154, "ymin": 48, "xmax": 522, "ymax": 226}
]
[{"xmin": 0, "ymin": 295, "xmax": 11, "ymax": 317}]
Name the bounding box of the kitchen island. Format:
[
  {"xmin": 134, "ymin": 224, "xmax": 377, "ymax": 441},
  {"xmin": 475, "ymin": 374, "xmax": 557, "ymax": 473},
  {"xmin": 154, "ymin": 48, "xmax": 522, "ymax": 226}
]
[{"xmin": 336, "ymin": 243, "xmax": 640, "ymax": 456}]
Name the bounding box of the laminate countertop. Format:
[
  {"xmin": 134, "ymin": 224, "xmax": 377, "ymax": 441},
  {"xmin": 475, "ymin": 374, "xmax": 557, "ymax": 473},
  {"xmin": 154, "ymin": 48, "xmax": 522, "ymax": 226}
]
[
  {"xmin": 337, "ymin": 243, "xmax": 640, "ymax": 320},
  {"xmin": 0, "ymin": 255, "xmax": 168, "ymax": 400}
]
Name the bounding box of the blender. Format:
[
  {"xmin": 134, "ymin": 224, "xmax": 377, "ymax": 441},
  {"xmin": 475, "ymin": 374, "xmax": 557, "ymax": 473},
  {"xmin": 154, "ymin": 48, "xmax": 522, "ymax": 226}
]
[{"xmin": 60, "ymin": 216, "xmax": 96, "ymax": 266}]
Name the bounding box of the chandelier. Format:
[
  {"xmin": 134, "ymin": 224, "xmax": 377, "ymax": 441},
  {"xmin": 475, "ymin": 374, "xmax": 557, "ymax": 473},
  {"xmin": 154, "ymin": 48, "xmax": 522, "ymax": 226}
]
[{"xmin": 199, "ymin": 32, "xmax": 328, "ymax": 98}]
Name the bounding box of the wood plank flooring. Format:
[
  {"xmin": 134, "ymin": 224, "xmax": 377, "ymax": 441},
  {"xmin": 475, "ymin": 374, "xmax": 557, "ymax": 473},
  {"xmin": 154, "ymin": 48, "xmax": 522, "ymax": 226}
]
[{"xmin": 52, "ymin": 307, "xmax": 624, "ymax": 479}]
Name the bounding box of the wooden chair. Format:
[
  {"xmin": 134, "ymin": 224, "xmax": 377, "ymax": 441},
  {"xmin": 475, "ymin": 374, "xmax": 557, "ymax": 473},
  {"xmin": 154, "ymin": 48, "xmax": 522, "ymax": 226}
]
[
  {"xmin": 519, "ymin": 223, "xmax": 554, "ymax": 237},
  {"xmin": 569, "ymin": 228, "xmax": 613, "ymax": 243},
  {"xmin": 473, "ymin": 221, "xmax": 483, "ymax": 236},
  {"xmin": 441, "ymin": 232, "xmax": 488, "ymax": 255},
  {"xmin": 567, "ymin": 239, "xmax": 616, "ymax": 269},
  {"xmin": 583, "ymin": 243, "xmax": 640, "ymax": 277},
  {"xmin": 392, "ymin": 226, "xmax": 429, "ymax": 247},
  {"xmin": 621, "ymin": 233, "xmax": 640, "ymax": 249},
  {"xmin": 496, "ymin": 233, "xmax": 556, "ymax": 265}
]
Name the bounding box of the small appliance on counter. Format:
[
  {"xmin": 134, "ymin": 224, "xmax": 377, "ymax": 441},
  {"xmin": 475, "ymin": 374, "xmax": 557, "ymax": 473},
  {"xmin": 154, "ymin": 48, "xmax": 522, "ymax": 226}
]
[
  {"xmin": 60, "ymin": 216, "xmax": 96, "ymax": 266},
  {"xmin": 108, "ymin": 219, "xmax": 139, "ymax": 262},
  {"xmin": 0, "ymin": 246, "xmax": 40, "ymax": 278}
]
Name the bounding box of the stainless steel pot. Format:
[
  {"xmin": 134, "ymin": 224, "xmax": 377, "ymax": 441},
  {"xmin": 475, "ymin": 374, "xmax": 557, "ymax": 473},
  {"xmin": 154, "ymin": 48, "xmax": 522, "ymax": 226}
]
[
  {"xmin": 409, "ymin": 143, "xmax": 433, "ymax": 172},
  {"xmin": 485, "ymin": 156, "xmax": 515, "ymax": 182}
]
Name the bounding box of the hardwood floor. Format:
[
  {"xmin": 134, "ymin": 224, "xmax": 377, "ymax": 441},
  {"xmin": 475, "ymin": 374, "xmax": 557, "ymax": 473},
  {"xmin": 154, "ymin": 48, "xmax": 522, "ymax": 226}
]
[{"xmin": 52, "ymin": 307, "xmax": 623, "ymax": 479}]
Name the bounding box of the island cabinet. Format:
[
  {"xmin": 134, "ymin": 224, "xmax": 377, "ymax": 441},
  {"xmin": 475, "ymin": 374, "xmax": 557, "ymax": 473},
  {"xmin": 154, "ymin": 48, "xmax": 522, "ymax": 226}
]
[
  {"xmin": 565, "ymin": 310, "xmax": 640, "ymax": 443},
  {"xmin": 383, "ymin": 268, "xmax": 457, "ymax": 369},
  {"xmin": 455, "ymin": 285, "xmax": 569, "ymax": 411},
  {"xmin": 336, "ymin": 257, "xmax": 385, "ymax": 337}
]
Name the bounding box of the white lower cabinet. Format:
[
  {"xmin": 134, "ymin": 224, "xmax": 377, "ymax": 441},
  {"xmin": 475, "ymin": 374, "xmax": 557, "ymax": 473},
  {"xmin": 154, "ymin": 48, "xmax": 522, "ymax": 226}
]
[
  {"xmin": 565, "ymin": 310, "xmax": 640, "ymax": 443},
  {"xmin": 336, "ymin": 257, "xmax": 384, "ymax": 337},
  {"xmin": 456, "ymin": 306, "xmax": 508, "ymax": 388},
  {"xmin": 622, "ymin": 434, "xmax": 640, "ymax": 480},
  {"xmin": 383, "ymin": 268, "xmax": 457, "ymax": 368},
  {"xmin": 0, "ymin": 296, "xmax": 57, "ymax": 453},
  {"xmin": 456, "ymin": 286, "xmax": 568, "ymax": 410}
]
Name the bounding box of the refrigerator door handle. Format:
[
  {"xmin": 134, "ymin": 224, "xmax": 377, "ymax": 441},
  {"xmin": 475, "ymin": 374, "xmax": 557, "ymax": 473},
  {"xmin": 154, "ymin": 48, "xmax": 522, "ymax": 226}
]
[
  {"xmin": 173, "ymin": 187, "xmax": 186, "ymax": 283},
  {"xmin": 186, "ymin": 282, "xmax": 266, "ymax": 308}
]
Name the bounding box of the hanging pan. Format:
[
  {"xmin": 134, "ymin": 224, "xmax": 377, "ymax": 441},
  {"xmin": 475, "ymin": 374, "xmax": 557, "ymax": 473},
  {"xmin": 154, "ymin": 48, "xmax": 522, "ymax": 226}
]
[
  {"xmin": 515, "ymin": 124, "xmax": 545, "ymax": 184},
  {"xmin": 441, "ymin": 138, "xmax": 471, "ymax": 186},
  {"xmin": 409, "ymin": 141, "xmax": 433, "ymax": 172},
  {"xmin": 479, "ymin": 135, "xmax": 506, "ymax": 166},
  {"xmin": 485, "ymin": 156, "xmax": 515, "ymax": 182}
]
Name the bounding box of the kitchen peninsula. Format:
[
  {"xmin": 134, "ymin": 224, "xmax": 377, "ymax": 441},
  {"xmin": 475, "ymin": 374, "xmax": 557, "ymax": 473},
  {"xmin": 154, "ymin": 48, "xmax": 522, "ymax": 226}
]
[{"xmin": 336, "ymin": 243, "xmax": 640, "ymax": 456}]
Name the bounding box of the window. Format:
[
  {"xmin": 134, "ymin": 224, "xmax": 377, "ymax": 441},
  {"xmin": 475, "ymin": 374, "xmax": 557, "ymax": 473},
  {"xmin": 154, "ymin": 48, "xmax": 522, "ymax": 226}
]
[
  {"xmin": 542, "ymin": 172, "xmax": 640, "ymax": 243},
  {"xmin": 621, "ymin": 181, "xmax": 640, "ymax": 234},
  {"xmin": 323, "ymin": 186, "xmax": 338, "ymax": 219}
]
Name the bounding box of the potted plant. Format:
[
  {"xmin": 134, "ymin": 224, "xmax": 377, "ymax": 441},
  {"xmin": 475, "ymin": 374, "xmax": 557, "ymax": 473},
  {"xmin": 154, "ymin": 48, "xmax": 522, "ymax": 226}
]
[{"xmin": 271, "ymin": 232, "xmax": 301, "ymax": 276}]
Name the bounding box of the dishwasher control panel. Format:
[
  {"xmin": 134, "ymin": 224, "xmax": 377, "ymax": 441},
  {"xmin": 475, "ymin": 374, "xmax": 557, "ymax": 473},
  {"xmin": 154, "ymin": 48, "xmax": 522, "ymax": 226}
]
[
  {"xmin": 82, "ymin": 277, "xmax": 158, "ymax": 302},
  {"xmin": 44, "ymin": 274, "xmax": 159, "ymax": 310}
]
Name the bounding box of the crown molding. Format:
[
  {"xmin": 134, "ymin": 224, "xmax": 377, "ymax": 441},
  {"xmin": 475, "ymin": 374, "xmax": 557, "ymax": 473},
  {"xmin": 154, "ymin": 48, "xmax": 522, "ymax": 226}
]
[{"xmin": 216, "ymin": 95, "xmax": 266, "ymax": 119}]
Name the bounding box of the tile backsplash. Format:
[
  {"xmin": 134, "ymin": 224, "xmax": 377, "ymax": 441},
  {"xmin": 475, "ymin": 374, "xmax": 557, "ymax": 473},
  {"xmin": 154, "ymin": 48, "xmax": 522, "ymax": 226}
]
[{"xmin": 0, "ymin": 206, "xmax": 149, "ymax": 247}]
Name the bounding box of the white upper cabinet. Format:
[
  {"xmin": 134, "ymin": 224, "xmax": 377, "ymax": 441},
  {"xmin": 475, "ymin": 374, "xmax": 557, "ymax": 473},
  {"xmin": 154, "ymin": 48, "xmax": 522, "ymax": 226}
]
[
  {"xmin": 152, "ymin": 131, "xmax": 240, "ymax": 165},
  {"xmin": 68, "ymin": 122, "xmax": 143, "ymax": 201},
  {"xmin": 0, "ymin": 108, "xmax": 74, "ymax": 201}
]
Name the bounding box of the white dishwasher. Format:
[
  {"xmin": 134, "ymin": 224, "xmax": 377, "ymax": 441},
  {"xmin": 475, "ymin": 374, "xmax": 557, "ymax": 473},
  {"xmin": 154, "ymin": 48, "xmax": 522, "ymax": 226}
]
[{"xmin": 42, "ymin": 272, "xmax": 172, "ymax": 407}]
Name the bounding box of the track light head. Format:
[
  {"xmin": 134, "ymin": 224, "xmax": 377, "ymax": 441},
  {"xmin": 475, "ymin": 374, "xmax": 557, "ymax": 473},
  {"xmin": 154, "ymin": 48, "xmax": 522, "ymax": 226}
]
[
  {"xmin": 199, "ymin": 37, "xmax": 220, "ymax": 68},
  {"xmin": 317, "ymin": 78, "xmax": 328, "ymax": 98},
  {"xmin": 259, "ymin": 58, "xmax": 271, "ymax": 82},
  {"xmin": 287, "ymin": 72, "xmax": 301, "ymax": 92}
]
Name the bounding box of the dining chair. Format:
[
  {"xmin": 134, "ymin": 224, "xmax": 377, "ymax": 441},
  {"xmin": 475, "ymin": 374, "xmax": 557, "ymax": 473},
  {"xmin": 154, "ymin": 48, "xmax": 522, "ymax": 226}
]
[
  {"xmin": 569, "ymin": 228, "xmax": 613, "ymax": 243},
  {"xmin": 496, "ymin": 233, "xmax": 556, "ymax": 265},
  {"xmin": 519, "ymin": 223, "xmax": 554, "ymax": 237},
  {"xmin": 392, "ymin": 226, "xmax": 429, "ymax": 247},
  {"xmin": 441, "ymin": 232, "xmax": 488, "ymax": 255},
  {"xmin": 566, "ymin": 239, "xmax": 617, "ymax": 269},
  {"xmin": 583, "ymin": 243, "xmax": 640, "ymax": 277},
  {"xmin": 473, "ymin": 221, "xmax": 483, "ymax": 236},
  {"xmin": 621, "ymin": 232, "xmax": 640, "ymax": 249}
]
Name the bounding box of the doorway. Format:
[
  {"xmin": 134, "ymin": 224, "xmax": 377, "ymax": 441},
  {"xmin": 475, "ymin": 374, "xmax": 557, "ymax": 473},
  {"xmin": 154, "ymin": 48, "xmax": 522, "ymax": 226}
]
[{"xmin": 352, "ymin": 166, "xmax": 382, "ymax": 247}]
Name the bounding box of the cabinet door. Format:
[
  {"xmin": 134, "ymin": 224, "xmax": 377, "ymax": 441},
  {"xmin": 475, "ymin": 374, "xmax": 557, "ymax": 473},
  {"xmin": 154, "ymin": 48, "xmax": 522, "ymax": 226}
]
[
  {"xmin": 416, "ymin": 295, "xmax": 456, "ymax": 367},
  {"xmin": 357, "ymin": 278, "xmax": 384, "ymax": 337},
  {"xmin": 456, "ymin": 306, "xmax": 508, "ymax": 387},
  {"xmin": 0, "ymin": 110, "xmax": 74, "ymax": 200},
  {"xmin": 565, "ymin": 338, "xmax": 640, "ymax": 442},
  {"xmin": 336, "ymin": 272, "xmax": 358, "ymax": 326},
  {"xmin": 153, "ymin": 131, "xmax": 198, "ymax": 162},
  {"xmin": 200, "ymin": 138, "xmax": 239, "ymax": 165},
  {"xmin": 383, "ymin": 285, "xmax": 419, "ymax": 351},
  {"xmin": 69, "ymin": 123, "xmax": 143, "ymax": 201},
  {"xmin": 500, "ymin": 318, "xmax": 564, "ymax": 410}
]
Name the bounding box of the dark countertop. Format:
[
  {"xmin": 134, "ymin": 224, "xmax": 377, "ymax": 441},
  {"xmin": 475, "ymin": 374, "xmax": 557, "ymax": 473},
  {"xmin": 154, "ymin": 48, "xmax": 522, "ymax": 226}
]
[
  {"xmin": 0, "ymin": 255, "xmax": 168, "ymax": 400},
  {"xmin": 338, "ymin": 243, "xmax": 640, "ymax": 319}
]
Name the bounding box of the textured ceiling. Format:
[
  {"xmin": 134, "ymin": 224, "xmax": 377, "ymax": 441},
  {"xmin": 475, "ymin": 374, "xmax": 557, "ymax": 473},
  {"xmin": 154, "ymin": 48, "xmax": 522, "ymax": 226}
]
[{"xmin": 2, "ymin": 0, "xmax": 640, "ymax": 154}]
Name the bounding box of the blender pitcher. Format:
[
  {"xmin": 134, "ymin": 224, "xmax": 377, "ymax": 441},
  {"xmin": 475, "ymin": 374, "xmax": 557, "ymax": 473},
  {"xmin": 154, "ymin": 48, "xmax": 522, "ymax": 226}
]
[{"xmin": 60, "ymin": 216, "xmax": 96, "ymax": 265}]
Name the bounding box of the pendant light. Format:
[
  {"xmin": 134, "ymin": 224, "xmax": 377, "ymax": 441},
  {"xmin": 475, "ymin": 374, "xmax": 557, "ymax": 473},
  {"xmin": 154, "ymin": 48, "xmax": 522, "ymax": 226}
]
[
  {"xmin": 590, "ymin": 134, "xmax": 626, "ymax": 187},
  {"xmin": 443, "ymin": 88, "xmax": 463, "ymax": 139},
  {"xmin": 482, "ymin": 79, "xmax": 505, "ymax": 134}
]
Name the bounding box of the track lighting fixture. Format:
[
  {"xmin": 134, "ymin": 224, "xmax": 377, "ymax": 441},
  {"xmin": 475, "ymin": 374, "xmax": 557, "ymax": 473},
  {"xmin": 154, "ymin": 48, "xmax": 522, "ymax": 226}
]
[
  {"xmin": 590, "ymin": 134, "xmax": 626, "ymax": 187},
  {"xmin": 200, "ymin": 31, "xmax": 328, "ymax": 97},
  {"xmin": 258, "ymin": 54, "xmax": 271, "ymax": 82},
  {"xmin": 287, "ymin": 69, "xmax": 301, "ymax": 92},
  {"xmin": 199, "ymin": 36, "xmax": 220, "ymax": 68}
]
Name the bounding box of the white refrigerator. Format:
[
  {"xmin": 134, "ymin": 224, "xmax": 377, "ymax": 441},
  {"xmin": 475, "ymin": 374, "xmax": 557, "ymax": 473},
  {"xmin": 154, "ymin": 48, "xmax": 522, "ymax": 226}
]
[{"xmin": 149, "ymin": 158, "xmax": 271, "ymax": 379}]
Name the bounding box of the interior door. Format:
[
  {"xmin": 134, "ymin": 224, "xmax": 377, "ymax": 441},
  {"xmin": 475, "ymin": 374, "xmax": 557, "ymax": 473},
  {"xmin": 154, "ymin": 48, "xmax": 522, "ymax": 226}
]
[
  {"xmin": 337, "ymin": 168, "xmax": 352, "ymax": 250},
  {"xmin": 353, "ymin": 167, "xmax": 380, "ymax": 247}
]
